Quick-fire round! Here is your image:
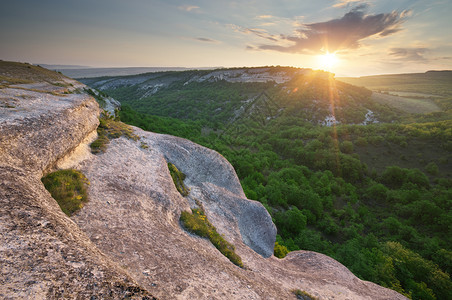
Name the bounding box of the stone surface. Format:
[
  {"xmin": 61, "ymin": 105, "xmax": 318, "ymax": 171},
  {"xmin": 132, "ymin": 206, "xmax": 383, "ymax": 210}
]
[
  {"xmin": 146, "ymin": 132, "xmax": 277, "ymax": 258},
  {"xmin": 0, "ymin": 64, "xmax": 154, "ymax": 299},
  {"xmin": 1, "ymin": 63, "xmax": 408, "ymax": 299}
]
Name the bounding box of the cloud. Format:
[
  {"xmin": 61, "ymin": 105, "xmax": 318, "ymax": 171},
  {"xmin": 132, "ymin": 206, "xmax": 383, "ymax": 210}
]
[
  {"xmin": 178, "ymin": 5, "xmax": 200, "ymax": 12},
  {"xmin": 249, "ymin": 5, "xmax": 410, "ymax": 54},
  {"xmin": 194, "ymin": 37, "xmax": 220, "ymax": 43},
  {"xmin": 389, "ymin": 47, "xmax": 429, "ymax": 62},
  {"xmin": 333, "ymin": 0, "xmax": 363, "ymax": 8},
  {"xmin": 255, "ymin": 15, "xmax": 274, "ymax": 19},
  {"xmin": 229, "ymin": 24, "xmax": 279, "ymax": 42}
]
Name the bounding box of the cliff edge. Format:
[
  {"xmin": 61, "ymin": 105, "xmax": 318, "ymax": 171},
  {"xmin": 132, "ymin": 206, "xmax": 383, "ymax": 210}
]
[{"xmin": 0, "ymin": 62, "xmax": 407, "ymax": 299}]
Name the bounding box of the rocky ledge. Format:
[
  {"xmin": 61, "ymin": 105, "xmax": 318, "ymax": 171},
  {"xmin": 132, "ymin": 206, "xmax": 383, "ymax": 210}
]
[{"xmin": 0, "ymin": 62, "xmax": 407, "ymax": 299}]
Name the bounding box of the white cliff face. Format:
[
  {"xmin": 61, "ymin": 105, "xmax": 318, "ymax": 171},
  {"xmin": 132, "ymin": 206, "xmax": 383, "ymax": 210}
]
[{"xmin": 0, "ymin": 64, "xmax": 408, "ymax": 300}]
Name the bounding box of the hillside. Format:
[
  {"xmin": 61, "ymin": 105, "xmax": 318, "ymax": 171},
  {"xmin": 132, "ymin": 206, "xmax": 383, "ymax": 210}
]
[
  {"xmin": 338, "ymin": 71, "xmax": 452, "ymax": 122},
  {"xmin": 81, "ymin": 67, "xmax": 452, "ymax": 299},
  {"xmin": 0, "ymin": 62, "xmax": 413, "ymax": 299}
]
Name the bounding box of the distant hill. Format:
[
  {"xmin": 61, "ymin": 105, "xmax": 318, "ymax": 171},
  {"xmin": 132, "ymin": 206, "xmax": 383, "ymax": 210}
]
[
  {"xmin": 46, "ymin": 66, "xmax": 217, "ymax": 78},
  {"xmin": 80, "ymin": 66, "xmax": 396, "ymax": 126},
  {"xmin": 337, "ymin": 70, "xmax": 452, "ymax": 97}
]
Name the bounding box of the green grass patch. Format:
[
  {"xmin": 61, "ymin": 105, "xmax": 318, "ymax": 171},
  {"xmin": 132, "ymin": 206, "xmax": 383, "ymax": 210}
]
[
  {"xmin": 90, "ymin": 113, "xmax": 139, "ymax": 154},
  {"xmin": 41, "ymin": 169, "xmax": 89, "ymax": 216},
  {"xmin": 180, "ymin": 208, "xmax": 244, "ymax": 268},
  {"xmin": 168, "ymin": 162, "xmax": 189, "ymax": 196},
  {"xmin": 292, "ymin": 289, "xmax": 318, "ymax": 300}
]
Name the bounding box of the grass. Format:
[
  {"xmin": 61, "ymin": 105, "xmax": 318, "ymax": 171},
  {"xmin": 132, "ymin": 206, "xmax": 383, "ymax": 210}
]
[
  {"xmin": 90, "ymin": 113, "xmax": 139, "ymax": 154},
  {"xmin": 168, "ymin": 162, "xmax": 189, "ymax": 196},
  {"xmin": 0, "ymin": 61, "xmax": 67, "ymax": 86},
  {"xmin": 41, "ymin": 169, "xmax": 89, "ymax": 216},
  {"xmin": 0, "ymin": 75, "xmax": 32, "ymax": 88},
  {"xmin": 169, "ymin": 160, "xmax": 243, "ymax": 267},
  {"xmin": 337, "ymin": 71, "xmax": 452, "ymax": 97},
  {"xmin": 180, "ymin": 208, "xmax": 244, "ymax": 268},
  {"xmin": 140, "ymin": 141, "xmax": 149, "ymax": 149},
  {"xmin": 371, "ymin": 93, "xmax": 441, "ymax": 114},
  {"xmin": 292, "ymin": 289, "xmax": 318, "ymax": 300}
]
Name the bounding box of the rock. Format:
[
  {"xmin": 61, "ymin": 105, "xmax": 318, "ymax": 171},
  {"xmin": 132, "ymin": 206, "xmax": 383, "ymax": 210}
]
[
  {"xmin": 147, "ymin": 133, "xmax": 276, "ymax": 257},
  {"xmin": 0, "ymin": 62, "xmax": 154, "ymax": 299}
]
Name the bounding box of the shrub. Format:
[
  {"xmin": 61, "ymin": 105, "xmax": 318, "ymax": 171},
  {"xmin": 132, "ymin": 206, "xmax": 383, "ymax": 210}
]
[
  {"xmin": 41, "ymin": 169, "xmax": 89, "ymax": 216},
  {"xmin": 180, "ymin": 208, "xmax": 243, "ymax": 267},
  {"xmin": 425, "ymin": 162, "xmax": 439, "ymax": 175},
  {"xmin": 355, "ymin": 137, "xmax": 368, "ymax": 147},
  {"xmin": 274, "ymin": 242, "xmax": 289, "ymax": 258},
  {"xmin": 340, "ymin": 141, "xmax": 354, "ymax": 154},
  {"xmin": 274, "ymin": 207, "xmax": 307, "ymax": 236}
]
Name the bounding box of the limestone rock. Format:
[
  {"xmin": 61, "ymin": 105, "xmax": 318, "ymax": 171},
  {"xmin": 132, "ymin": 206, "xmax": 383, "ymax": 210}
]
[
  {"xmin": 147, "ymin": 133, "xmax": 277, "ymax": 258},
  {"xmin": 0, "ymin": 62, "xmax": 154, "ymax": 299}
]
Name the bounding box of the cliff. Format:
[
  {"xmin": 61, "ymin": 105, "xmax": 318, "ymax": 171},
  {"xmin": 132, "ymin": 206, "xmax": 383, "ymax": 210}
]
[{"xmin": 0, "ymin": 62, "xmax": 407, "ymax": 299}]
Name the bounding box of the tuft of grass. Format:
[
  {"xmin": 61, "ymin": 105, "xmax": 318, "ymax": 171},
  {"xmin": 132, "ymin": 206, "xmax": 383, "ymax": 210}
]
[
  {"xmin": 180, "ymin": 208, "xmax": 244, "ymax": 268},
  {"xmin": 292, "ymin": 289, "xmax": 318, "ymax": 300},
  {"xmin": 168, "ymin": 163, "xmax": 189, "ymax": 196},
  {"xmin": 90, "ymin": 113, "xmax": 139, "ymax": 154},
  {"xmin": 41, "ymin": 169, "xmax": 89, "ymax": 216},
  {"xmin": 140, "ymin": 141, "xmax": 149, "ymax": 149},
  {"xmin": 169, "ymin": 160, "xmax": 243, "ymax": 267}
]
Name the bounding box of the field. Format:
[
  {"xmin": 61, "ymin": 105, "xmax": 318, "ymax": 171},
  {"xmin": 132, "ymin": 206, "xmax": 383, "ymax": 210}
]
[
  {"xmin": 371, "ymin": 92, "xmax": 441, "ymax": 114},
  {"xmin": 337, "ymin": 71, "xmax": 452, "ymax": 97}
]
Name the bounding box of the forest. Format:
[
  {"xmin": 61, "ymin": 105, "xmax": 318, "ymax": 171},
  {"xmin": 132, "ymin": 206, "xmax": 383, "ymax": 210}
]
[{"xmin": 83, "ymin": 68, "xmax": 452, "ymax": 300}]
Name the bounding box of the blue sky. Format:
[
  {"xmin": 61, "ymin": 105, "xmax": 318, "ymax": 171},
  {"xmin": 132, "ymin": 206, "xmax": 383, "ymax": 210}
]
[{"xmin": 1, "ymin": 0, "xmax": 451, "ymax": 76}]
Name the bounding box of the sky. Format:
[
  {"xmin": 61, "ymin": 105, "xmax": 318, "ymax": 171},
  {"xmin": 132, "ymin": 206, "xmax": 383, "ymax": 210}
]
[{"xmin": 1, "ymin": 0, "xmax": 451, "ymax": 76}]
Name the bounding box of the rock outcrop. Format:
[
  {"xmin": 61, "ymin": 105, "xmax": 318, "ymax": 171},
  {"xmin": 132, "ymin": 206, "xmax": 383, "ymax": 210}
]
[
  {"xmin": 0, "ymin": 62, "xmax": 407, "ymax": 299},
  {"xmin": 0, "ymin": 62, "xmax": 154, "ymax": 299}
]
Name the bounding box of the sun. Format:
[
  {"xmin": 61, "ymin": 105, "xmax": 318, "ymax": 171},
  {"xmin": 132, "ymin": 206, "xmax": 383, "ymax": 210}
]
[{"xmin": 318, "ymin": 52, "xmax": 338, "ymax": 71}]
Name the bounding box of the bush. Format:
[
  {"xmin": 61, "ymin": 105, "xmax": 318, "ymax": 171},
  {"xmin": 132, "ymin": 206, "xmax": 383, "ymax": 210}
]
[
  {"xmin": 274, "ymin": 242, "xmax": 289, "ymax": 258},
  {"xmin": 274, "ymin": 207, "xmax": 307, "ymax": 236},
  {"xmin": 355, "ymin": 137, "xmax": 368, "ymax": 147},
  {"xmin": 340, "ymin": 141, "xmax": 354, "ymax": 154},
  {"xmin": 425, "ymin": 162, "xmax": 439, "ymax": 175},
  {"xmin": 180, "ymin": 208, "xmax": 243, "ymax": 267},
  {"xmin": 41, "ymin": 169, "xmax": 89, "ymax": 216}
]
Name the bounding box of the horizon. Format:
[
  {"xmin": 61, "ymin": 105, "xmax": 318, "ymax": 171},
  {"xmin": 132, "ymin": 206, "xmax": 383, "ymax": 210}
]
[
  {"xmin": 34, "ymin": 63, "xmax": 452, "ymax": 78},
  {"xmin": 1, "ymin": 0, "xmax": 451, "ymax": 77}
]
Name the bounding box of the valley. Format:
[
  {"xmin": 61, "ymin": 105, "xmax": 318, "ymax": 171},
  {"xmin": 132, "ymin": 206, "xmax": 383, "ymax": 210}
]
[{"xmin": 81, "ymin": 67, "xmax": 452, "ymax": 299}]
